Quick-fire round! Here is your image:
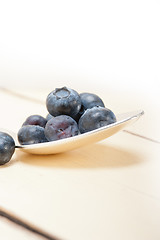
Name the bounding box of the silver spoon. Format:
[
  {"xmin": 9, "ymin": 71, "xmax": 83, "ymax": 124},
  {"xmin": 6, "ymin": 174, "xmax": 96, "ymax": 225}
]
[{"xmin": 11, "ymin": 109, "xmax": 143, "ymax": 155}]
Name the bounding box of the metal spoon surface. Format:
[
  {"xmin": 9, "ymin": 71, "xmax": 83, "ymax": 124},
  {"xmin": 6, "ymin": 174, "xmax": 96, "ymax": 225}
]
[{"xmin": 15, "ymin": 110, "xmax": 144, "ymax": 155}]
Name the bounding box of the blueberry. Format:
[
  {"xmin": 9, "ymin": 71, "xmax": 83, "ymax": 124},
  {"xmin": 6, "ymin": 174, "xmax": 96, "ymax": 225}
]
[
  {"xmin": 22, "ymin": 115, "xmax": 47, "ymax": 128},
  {"xmin": 18, "ymin": 125, "xmax": 48, "ymax": 145},
  {"xmin": 74, "ymin": 92, "xmax": 105, "ymax": 122},
  {"xmin": 0, "ymin": 132, "xmax": 15, "ymax": 165},
  {"xmin": 78, "ymin": 107, "xmax": 116, "ymax": 133},
  {"xmin": 46, "ymin": 87, "xmax": 81, "ymax": 118},
  {"xmin": 44, "ymin": 115, "xmax": 79, "ymax": 141},
  {"xmin": 46, "ymin": 113, "xmax": 54, "ymax": 122},
  {"xmin": 72, "ymin": 105, "xmax": 85, "ymax": 123},
  {"xmin": 80, "ymin": 92, "xmax": 105, "ymax": 109}
]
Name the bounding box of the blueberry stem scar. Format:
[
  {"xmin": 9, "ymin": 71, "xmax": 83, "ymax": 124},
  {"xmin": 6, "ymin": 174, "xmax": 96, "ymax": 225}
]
[{"xmin": 0, "ymin": 207, "xmax": 62, "ymax": 240}]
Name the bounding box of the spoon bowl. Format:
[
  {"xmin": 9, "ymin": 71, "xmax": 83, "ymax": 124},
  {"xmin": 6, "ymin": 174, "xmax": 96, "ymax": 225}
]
[{"xmin": 15, "ymin": 110, "xmax": 144, "ymax": 155}]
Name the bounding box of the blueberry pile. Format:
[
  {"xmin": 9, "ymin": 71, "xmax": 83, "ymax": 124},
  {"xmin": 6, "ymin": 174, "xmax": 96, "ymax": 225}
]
[
  {"xmin": 0, "ymin": 86, "xmax": 116, "ymax": 165},
  {"xmin": 18, "ymin": 86, "xmax": 117, "ymax": 144}
]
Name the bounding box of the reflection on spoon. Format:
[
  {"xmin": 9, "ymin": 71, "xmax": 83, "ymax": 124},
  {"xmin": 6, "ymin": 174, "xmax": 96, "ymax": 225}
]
[{"xmin": 15, "ymin": 110, "xmax": 144, "ymax": 155}]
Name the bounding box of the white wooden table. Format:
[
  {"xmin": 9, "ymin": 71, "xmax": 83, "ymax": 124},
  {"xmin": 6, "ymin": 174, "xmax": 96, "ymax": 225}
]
[
  {"xmin": 0, "ymin": 1, "xmax": 160, "ymax": 239},
  {"xmin": 0, "ymin": 86, "xmax": 159, "ymax": 240}
]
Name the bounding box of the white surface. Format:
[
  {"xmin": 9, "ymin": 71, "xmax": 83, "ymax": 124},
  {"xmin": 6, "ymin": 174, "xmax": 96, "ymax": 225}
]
[
  {"xmin": 0, "ymin": 88, "xmax": 159, "ymax": 240},
  {"xmin": 0, "ymin": 0, "xmax": 159, "ymax": 101},
  {"xmin": 0, "ymin": 1, "xmax": 160, "ymax": 239},
  {"xmin": 0, "ymin": 219, "xmax": 43, "ymax": 240},
  {"xmin": 1, "ymin": 132, "xmax": 160, "ymax": 240}
]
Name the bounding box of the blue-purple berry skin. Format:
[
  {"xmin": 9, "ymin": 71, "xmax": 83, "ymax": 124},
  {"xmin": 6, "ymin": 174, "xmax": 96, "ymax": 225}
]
[
  {"xmin": 46, "ymin": 87, "xmax": 81, "ymax": 118},
  {"xmin": 78, "ymin": 107, "xmax": 116, "ymax": 133},
  {"xmin": 80, "ymin": 92, "xmax": 105, "ymax": 109},
  {"xmin": 18, "ymin": 125, "xmax": 48, "ymax": 145},
  {"xmin": 0, "ymin": 132, "xmax": 15, "ymax": 165},
  {"xmin": 46, "ymin": 113, "xmax": 54, "ymax": 122},
  {"xmin": 22, "ymin": 115, "xmax": 47, "ymax": 128},
  {"xmin": 74, "ymin": 92, "xmax": 105, "ymax": 122},
  {"xmin": 44, "ymin": 115, "xmax": 79, "ymax": 141}
]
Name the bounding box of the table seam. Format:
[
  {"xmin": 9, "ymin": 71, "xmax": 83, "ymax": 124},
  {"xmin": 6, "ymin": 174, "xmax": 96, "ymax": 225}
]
[{"xmin": 0, "ymin": 207, "xmax": 62, "ymax": 240}]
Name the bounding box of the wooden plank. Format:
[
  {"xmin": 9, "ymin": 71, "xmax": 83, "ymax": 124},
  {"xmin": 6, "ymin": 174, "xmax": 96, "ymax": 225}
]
[{"xmin": 0, "ymin": 88, "xmax": 160, "ymax": 240}]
